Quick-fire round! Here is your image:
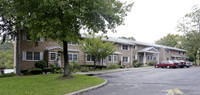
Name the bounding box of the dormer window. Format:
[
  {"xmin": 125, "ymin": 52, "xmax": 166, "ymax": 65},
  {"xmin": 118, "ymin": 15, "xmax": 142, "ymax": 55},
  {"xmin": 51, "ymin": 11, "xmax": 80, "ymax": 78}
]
[{"xmin": 165, "ymin": 49, "xmax": 170, "ymax": 53}]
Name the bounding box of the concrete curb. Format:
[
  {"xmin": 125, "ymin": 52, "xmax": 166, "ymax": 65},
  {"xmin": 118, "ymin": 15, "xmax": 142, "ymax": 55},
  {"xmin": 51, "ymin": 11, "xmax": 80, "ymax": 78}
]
[{"xmin": 66, "ymin": 78, "xmax": 108, "ymax": 95}]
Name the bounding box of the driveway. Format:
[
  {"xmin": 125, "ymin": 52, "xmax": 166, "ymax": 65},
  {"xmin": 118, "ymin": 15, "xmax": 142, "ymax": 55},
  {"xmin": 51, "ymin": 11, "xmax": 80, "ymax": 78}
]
[{"xmin": 83, "ymin": 67, "xmax": 200, "ymax": 95}]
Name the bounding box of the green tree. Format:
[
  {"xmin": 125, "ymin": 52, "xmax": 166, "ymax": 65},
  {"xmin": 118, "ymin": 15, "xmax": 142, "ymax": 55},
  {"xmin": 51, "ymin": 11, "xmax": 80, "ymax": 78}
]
[
  {"xmin": 177, "ymin": 5, "xmax": 200, "ymax": 64},
  {"xmin": 155, "ymin": 34, "xmax": 182, "ymax": 48},
  {"xmin": 1, "ymin": 0, "xmax": 133, "ymax": 77},
  {"xmin": 78, "ymin": 33, "xmax": 116, "ymax": 67},
  {"xmin": 119, "ymin": 36, "xmax": 136, "ymax": 41}
]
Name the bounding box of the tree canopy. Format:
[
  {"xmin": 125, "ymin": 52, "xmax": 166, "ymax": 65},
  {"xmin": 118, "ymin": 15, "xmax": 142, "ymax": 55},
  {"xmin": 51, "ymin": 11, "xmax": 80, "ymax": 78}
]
[
  {"xmin": 78, "ymin": 33, "xmax": 116, "ymax": 66},
  {"xmin": 177, "ymin": 5, "xmax": 200, "ymax": 64},
  {"xmin": 155, "ymin": 34, "xmax": 182, "ymax": 48},
  {"xmin": 119, "ymin": 36, "xmax": 136, "ymax": 41},
  {"xmin": 0, "ymin": 0, "xmax": 133, "ymax": 77}
]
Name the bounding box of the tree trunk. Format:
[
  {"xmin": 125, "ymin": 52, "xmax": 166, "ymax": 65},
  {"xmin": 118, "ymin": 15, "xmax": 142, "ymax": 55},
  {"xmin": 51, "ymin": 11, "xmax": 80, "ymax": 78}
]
[
  {"xmin": 63, "ymin": 41, "xmax": 71, "ymax": 77},
  {"xmin": 15, "ymin": 29, "xmax": 21, "ymax": 75},
  {"xmin": 194, "ymin": 54, "xmax": 197, "ymax": 66}
]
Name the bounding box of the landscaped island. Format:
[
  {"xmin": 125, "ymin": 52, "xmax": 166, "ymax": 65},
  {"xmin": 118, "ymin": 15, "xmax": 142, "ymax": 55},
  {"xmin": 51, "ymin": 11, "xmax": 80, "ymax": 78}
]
[{"xmin": 0, "ymin": 74, "xmax": 105, "ymax": 95}]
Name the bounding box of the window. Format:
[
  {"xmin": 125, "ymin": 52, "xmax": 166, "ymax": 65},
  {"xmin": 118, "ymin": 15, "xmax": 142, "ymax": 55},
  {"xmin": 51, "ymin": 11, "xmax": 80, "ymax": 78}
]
[
  {"xmin": 179, "ymin": 51, "xmax": 181, "ymax": 55},
  {"xmin": 153, "ymin": 57, "xmax": 157, "ymax": 60},
  {"xmin": 166, "ymin": 49, "xmax": 170, "ymax": 53},
  {"xmin": 132, "ymin": 55, "xmax": 137, "ymax": 60},
  {"xmin": 26, "ymin": 52, "xmax": 33, "ymax": 60},
  {"xmin": 87, "ymin": 55, "xmax": 93, "ymax": 62},
  {"xmin": 68, "ymin": 54, "xmax": 78, "ymax": 62},
  {"xmin": 108, "ymin": 56, "xmax": 112, "ymax": 62},
  {"xmin": 26, "ymin": 35, "xmax": 31, "ymax": 41},
  {"xmin": 23, "ymin": 51, "xmax": 42, "ymax": 61},
  {"xmin": 34, "ymin": 52, "xmax": 40, "ymax": 60},
  {"xmin": 147, "ymin": 56, "xmax": 150, "ymax": 60},
  {"xmin": 132, "ymin": 45, "xmax": 136, "ymax": 49},
  {"xmin": 68, "ymin": 41, "xmax": 77, "ymax": 45},
  {"xmin": 151, "ymin": 56, "xmax": 153, "ymax": 60},
  {"xmin": 183, "ymin": 52, "xmax": 185, "ymax": 55},
  {"xmin": 114, "ymin": 55, "xmax": 117, "ymax": 62},
  {"xmin": 166, "ymin": 57, "xmax": 169, "ymax": 60},
  {"xmin": 122, "ymin": 45, "xmax": 129, "ymax": 50},
  {"xmin": 123, "ymin": 57, "xmax": 129, "ymax": 62},
  {"xmin": 50, "ymin": 53, "xmax": 56, "ymax": 61}
]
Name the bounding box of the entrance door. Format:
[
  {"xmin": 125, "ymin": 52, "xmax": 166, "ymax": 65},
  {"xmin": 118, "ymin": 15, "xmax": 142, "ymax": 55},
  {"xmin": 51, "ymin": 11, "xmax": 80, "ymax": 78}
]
[
  {"xmin": 139, "ymin": 56, "xmax": 142, "ymax": 63},
  {"xmin": 57, "ymin": 53, "xmax": 62, "ymax": 67}
]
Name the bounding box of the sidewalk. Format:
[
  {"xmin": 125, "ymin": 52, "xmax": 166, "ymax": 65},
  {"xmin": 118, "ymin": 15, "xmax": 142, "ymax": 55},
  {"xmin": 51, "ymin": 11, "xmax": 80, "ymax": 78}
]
[{"xmin": 76, "ymin": 67, "xmax": 153, "ymax": 76}]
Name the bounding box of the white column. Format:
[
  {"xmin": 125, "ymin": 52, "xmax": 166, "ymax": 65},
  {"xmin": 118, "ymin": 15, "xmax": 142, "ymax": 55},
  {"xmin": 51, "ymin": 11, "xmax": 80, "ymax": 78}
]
[
  {"xmin": 143, "ymin": 52, "xmax": 146, "ymax": 66},
  {"xmin": 157, "ymin": 53, "xmax": 159, "ymax": 64}
]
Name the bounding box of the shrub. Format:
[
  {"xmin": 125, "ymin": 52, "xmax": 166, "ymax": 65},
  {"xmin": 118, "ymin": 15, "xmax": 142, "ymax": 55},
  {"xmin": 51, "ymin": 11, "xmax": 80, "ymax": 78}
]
[
  {"xmin": 80, "ymin": 67, "xmax": 89, "ymax": 72},
  {"xmin": 117, "ymin": 65, "xmax": 123, "ymax": 68},
  {"xmin": 35, "ymin": 60, "xmax": 47, "ymax": 69},
  {"xmin": 0, "ymin": 64, "xmax": 6, "ymax": 69},
  {"xmin": 133, "ymin": 63, "xmax": 143, "ymax": 68},
  {"xmin": 80, "ymin": 65, "xmax": 107, "ymax": 69},
  {"xmin": 108, "ymin": 65, "xmax": 118, "ymax": 69},
  {"xmin": 29, "ymin": 68, "xmax": 42, "ymax": 74},
  {"xmin": 0, "ymin": 72, "xmax": 15, "ymax": 78},
  {"xmin": 70, "ymin": 62, "xmax": 81, "ymax": 73},
  {"xmin": 21, "ymin": 70, "xmax": 29, "ymax": 75},
  {"xmin": 43, "ymin": 67, "xmax": 52, "ymax": 74},
  {"xmin": 148, "ymin": 63, "xmax": 156, "ymax": 66}
]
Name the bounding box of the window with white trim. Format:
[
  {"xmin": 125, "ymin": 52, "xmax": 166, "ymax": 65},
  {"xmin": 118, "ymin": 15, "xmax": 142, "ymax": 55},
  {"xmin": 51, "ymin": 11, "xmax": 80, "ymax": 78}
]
[
  {"xmin": 87, "ymin": 55, "xmax": 94, "ymax": 62},
  {"xmin": 179, "ymin": 51, "xmax": 181, "ymax": 55},
  {"xmin": 68, "ymin": 41, "xmax": 77, "ymax": 45},
  {"xmin": 150, "ymin": 56, "xmax": 153, "ymax": 60},
  {"xmin": 132, "ymin": 45, "xmax": 137, "ymax": 50},
  {"xmin": 114, "ymin": 55, "xmax": 117, "ymax": 62},
  {"xmin": 50, "ymin": 52, "xmax": 56, "ymax": 61},
  {"xmin": 122, "ymin": 45, "xmax": 129, "ymax": 50},
  {"xmin": 22, "ymin": 51, "xmax": 43, "ymax": 61},
  {"xmin": 123, "ymin": 57, "xmax": 129, "ymax": 62},
  {"xmin": 68, "ymin": 54, "xmax": 78, "ymax": 62},
  {"xmin": 108, "ymin": 56, "xmax": 112, "ymax": 62},
  {"xmin": 147, "ymin": 56, "xmax": 150, "ymax": 60},
  {"xmin": 166, "ymin": 49, "xmax": 170, "ymax": 53},
  {"xmin": 23, "ymin": 34, "xmax": 44, "ymax": 42},
  {"xmin": 166, "ymin": 57, "xmax": 169, "ymax": 60}
]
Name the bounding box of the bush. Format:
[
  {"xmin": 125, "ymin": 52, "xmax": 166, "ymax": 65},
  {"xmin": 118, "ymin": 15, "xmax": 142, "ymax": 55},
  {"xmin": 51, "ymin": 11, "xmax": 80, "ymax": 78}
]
[
  {"xmin": 0, "ymin": 64, "xmax": 6, "ymax": 69},
  {"xmin": 21, "ymin": 70, "xmax": 29, "ymax": 75},
  {"xmin": 35, "ymin": 60, "xmax": 47, "ymax": 69},
  {"xmin": 29, "ymin": 68, "xmax": 42, "ymax": 74},
  {"xmin": 80, "ymin": 67, "xmax": 89, "ymax": 72},
  {"xmin": 148, "ymin": 62, "xmax": 156, "ymax": 66},
  {"xmin": 108, "ymin": 65, "xmax": 118, "ymax": 69},
  {"xmin": 0, "ymin": 72, "xmax": 15, "ymax": 78},
  {"xmin": 133, "ymin": 63, "xmax": 143, "ymax": 68},
  {"xmin": 70, "ymin": 62, "xmax": 81, "ymax": 73},
  {"xmin": 43, "ymin": 67, "xmax": 52, "ymax": 74},
  {"xmin": 80, "ymin": 65, "xmax": 107, "ymax": 69},
  {"xmin": 117, "ymin": 65, "xmax": 123, "ymax": 68}
]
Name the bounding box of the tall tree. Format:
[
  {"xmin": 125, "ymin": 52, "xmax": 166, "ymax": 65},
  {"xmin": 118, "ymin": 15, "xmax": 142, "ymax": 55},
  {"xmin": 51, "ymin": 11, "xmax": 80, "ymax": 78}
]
[
  {"xmin": 78, "ymin": 33, "xmax": 116, "ymax": 67},
  {"xmin": 1, "ymin": 0, "xmax": 133, "ymax": 77},
  {"xmin": 0, "ymin": 0, "xmax": 25, "ymax": 75},
  {"xmin": 177, "ymin": 5, "xmax": 200, "ymax": 64},
  {"xmin": 155, "ymin": 34, "xmax": 182, "ymax": 48}
]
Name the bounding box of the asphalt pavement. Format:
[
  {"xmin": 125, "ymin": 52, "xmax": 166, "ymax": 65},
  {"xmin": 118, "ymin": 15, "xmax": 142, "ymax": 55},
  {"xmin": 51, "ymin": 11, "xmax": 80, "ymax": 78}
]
[{"xmin": 83, "ymin": 67, "xmax": 200, "ymax": 95}]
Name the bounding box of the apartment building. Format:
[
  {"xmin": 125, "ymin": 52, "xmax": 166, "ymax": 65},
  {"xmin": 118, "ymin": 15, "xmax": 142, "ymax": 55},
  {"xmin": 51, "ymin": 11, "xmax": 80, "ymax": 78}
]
[{"xmin": 14, "ymin": 32, "xmax": 187, "ymax": 70}]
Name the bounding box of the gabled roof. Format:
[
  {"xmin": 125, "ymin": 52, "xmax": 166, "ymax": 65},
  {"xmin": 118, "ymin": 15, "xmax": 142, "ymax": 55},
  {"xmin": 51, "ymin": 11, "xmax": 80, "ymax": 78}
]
[
  {"xmin": 138, "ymin": 47, "xmax": 160, "ymax": 54},
  {"xmin": 80, "ymin": 33, "xmax": 186, "ymax": 52}
]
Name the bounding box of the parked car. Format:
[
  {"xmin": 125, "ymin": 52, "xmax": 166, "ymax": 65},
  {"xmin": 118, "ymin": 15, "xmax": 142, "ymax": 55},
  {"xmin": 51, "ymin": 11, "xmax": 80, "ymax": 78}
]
[
  {"xmin": 154, "ymin": 61, "xmax": 179, "ymax": 68},
  {"xmin": 186, "ymin": 61, "xmax": 193, "ymax": 68},
  {"xmin": 172, "ymin": 60, "xmax": 186, "ymax": 68}
]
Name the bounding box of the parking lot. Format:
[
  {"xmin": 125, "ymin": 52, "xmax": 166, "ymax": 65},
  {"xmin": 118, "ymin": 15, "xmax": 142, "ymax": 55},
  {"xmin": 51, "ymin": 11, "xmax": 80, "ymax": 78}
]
[{"xmin": 83, "ymin": 67, "xmax": 200, "ymax": 95}]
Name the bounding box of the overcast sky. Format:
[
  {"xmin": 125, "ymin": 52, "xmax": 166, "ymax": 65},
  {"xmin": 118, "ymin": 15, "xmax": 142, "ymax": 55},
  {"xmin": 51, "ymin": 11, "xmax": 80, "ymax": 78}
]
[{"xmin": 105, "ymin": 0, "xmax": 200, "ymax": 44}]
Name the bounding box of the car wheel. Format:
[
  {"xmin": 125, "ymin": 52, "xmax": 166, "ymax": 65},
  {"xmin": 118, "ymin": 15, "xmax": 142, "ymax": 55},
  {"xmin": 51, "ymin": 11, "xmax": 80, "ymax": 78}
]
[
  {"xmin": 186, "ymin": 66, "xmax": 189, "ymax": 68},
  {"xmin": 155, "ymin": 65, "xmax": 158, "ymax": 68},
  {"xmin": 167, "ymin": 66, "xmax": 170, "ymax": 69}
]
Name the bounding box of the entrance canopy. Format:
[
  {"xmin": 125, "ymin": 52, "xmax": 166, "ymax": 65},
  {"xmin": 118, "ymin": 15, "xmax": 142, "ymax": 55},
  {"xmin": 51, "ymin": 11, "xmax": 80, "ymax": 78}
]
[{"xmin": 138, "ymin": 47, "xmax": 159, "ymax": 54}]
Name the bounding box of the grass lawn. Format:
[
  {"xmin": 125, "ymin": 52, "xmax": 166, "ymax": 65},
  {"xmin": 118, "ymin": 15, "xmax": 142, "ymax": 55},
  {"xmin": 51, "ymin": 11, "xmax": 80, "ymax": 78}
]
[{"xmin": 0, "ymin": 74, "xmax": 105, "ymax": 95}]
